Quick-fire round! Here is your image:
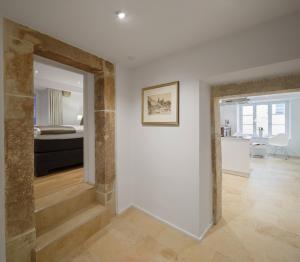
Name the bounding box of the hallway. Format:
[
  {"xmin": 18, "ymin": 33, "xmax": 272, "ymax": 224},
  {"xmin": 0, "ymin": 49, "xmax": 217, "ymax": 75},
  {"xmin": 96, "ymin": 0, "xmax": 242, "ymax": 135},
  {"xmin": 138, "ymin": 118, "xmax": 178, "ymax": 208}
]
[{"xmin": 59, "ymin": 158, "xmax": 300, "ymax": 261}]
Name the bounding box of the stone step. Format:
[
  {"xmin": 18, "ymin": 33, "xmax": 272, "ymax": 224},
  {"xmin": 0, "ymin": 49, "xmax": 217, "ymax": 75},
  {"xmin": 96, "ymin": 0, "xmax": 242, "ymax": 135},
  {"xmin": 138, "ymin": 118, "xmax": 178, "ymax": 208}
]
[
  {"xmin": 33, "ymin": 204, "xmax": 109, "ymax": 262},
  {"xmin": 35, "ymin": 183, "xmax": 96, "ymax": 236}
]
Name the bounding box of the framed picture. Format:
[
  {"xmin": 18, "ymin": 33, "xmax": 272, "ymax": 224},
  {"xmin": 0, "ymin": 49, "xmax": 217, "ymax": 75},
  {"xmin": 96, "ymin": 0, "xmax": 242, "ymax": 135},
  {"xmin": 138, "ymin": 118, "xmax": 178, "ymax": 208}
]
[{"xmin": 142, "ymin": 81, "xmax": 179, "ymax": 126}]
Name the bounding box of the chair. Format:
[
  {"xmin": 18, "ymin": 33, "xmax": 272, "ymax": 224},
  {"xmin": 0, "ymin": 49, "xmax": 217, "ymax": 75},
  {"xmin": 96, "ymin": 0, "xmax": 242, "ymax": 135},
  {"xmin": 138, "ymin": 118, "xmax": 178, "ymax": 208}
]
[
  {"xmin": 250, "ymin": 142, "xmax": 267, "ymax": 158},
  {"xmin": 268, "ymin": 134, "xmax": 289, "ymax": 159}
]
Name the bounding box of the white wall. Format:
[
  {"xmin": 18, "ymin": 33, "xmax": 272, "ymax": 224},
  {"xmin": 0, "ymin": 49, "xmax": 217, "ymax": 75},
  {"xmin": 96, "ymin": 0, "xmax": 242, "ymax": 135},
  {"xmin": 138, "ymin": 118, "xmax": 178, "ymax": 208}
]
[
  {"xmin": 62, "ymin": 91, "xmax": 83, "ymax": 125},
  {"xmin": 83, "ymin": 73, "xmax": 95, "ymax": 185},
  {"xmin": 35, "ymin": 88, "xmax": 83, "ymax": 126},
  {"xmin": 122, "ymin": 13, "xmax": 300, "ymax": 237},
  {"xmin": 115, "ymin": 65, "xmax": 134, "ymax": 213},
  {"xmin": 220, "ymin": 104, "xmax": 238, "ymax": 134},
  {"xmin": 115, "ymin": 67, "xmax": 213, "ymax": 237},
  {"xmin": 130, "ymin": 77, "xmax": 206, "ymax": 237},
  {"xmin": 36, "ymin": 89, "xmax": 49, "ymax": 125},
  {"xmin": 288, "ymin": 98, "xmax": 300, "ymax": 157},
  {"xmin": 198, "ymin": 83, "xmax": 213, "ymax": 234},
  {"xmin": 0, "ymin": 15, "xmax": 6, "ymax": 262}
]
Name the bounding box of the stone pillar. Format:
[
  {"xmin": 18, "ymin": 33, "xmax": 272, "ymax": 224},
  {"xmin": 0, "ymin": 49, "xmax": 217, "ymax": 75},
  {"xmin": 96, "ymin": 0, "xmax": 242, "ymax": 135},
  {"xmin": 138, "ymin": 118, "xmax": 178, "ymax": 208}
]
[
  {"xmin": 211, "ymin": 96, "xmax": 222, "ymax": 224},
  {"xmin": 4, "ymin": 21, "xmax": 36, "ymax": 262},
  {"xmin": 94, "ymin": 61, "xmax": 116, "ymax": 217},
  {"xmin": 3, "ymin": 19, "xmax": 117, "ymax": 261}
]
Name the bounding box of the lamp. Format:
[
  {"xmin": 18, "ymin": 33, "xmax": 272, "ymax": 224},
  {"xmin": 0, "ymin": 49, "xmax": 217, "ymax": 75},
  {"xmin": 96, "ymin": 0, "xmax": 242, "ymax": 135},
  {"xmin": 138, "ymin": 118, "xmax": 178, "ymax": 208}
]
[{"xmin": 77, "ymin": 114, "xmax": 83, "ymax": 121}]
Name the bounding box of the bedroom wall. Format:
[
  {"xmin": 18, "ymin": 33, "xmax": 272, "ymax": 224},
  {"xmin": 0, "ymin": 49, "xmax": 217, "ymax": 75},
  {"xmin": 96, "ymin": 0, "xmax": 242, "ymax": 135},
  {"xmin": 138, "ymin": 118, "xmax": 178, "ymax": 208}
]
[
  {"xmin": 126, "ymin": 13, "xmax": 300, "ymax": 237},
  {"xmin": 36, "ymin": 89, "xmax": 49, "ymax": 125},
  {"xmin": 0, "ymin": 15, "xmax": 6, "ymax": 262},
  {"xmin": 35, "ymin": 88, "xmax": 83, "ymax": 126},
  {"xmin": 62, "ymin": 91, "xmax": 83, "ymax": 125}
]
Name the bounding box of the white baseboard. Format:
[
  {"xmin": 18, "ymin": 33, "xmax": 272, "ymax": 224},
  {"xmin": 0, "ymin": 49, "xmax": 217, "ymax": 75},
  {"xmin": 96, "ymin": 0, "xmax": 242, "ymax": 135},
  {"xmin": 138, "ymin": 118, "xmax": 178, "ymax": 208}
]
[
  {"xmin": 128, "ymin": 204, "xmax": 213, "ymax": 241},
  {"xmin": 117, "ymin": 203, "xmax": 134, "ymax": 215},
  {"xmin": 198, "ymin": 221, "xmax": 214, "ymax": 240}
]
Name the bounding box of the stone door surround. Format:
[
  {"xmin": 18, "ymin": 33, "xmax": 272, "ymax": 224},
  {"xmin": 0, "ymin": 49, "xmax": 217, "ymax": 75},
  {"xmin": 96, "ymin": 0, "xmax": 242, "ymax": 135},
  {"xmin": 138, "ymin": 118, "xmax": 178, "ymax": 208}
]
[
  {"xmin": 211, "ymin": 74, "xmax": 300, "ymax": 224},
  {"xmin": 3, "ymin": 19, "xmax": 115, "ymax": 261}
]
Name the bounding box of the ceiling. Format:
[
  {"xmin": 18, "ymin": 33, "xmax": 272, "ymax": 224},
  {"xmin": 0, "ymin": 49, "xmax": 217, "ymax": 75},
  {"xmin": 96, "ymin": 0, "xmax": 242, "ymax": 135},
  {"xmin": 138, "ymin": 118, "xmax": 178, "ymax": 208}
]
[
  {"xmin": 34, "ymin": 59, "xmax": 84, "ymax": 93},
  {"xmin": 3, "ymin": 0, "xmax": 300, "ymax": 67},
  {"xmin": 206, "ymin": 59, "xmax": 300, "ymax": 85}
]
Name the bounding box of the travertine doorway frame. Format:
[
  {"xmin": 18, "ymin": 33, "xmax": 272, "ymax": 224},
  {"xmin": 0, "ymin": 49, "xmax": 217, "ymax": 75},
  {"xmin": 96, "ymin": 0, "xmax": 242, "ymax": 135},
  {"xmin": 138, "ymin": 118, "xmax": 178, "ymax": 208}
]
[
  {"xmin": 211, "ymin": 73, "xmax": 300, "ymax": 223},
  {"xmin": 4, "ymin": 19, "xmax": 115, "ymax": 261}
]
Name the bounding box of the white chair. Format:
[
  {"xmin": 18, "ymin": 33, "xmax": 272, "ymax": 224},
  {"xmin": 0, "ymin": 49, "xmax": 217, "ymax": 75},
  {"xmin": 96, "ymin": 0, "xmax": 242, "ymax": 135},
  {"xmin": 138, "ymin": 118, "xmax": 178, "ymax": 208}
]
[{"xmin": 268, "ymin": 134, "xmax": 289, "ymax": 159}]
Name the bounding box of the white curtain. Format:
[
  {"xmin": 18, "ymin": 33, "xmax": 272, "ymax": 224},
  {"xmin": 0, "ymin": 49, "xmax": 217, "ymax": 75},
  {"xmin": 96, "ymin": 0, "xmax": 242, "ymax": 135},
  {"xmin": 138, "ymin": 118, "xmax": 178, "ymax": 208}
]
[{"xmin": 48, "ymin": 89, "xmax": 63, "ymax": 126}]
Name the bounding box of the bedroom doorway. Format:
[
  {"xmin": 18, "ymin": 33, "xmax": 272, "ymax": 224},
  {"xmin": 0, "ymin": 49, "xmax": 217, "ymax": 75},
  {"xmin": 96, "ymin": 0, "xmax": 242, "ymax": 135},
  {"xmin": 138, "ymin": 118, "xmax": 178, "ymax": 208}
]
[
  {"xmin": 33, "ymin": 56, "xmax": 95, "ymax": 199},
  {"xmin": 4, "ymin": 20, "xmax": 116, "ymax": 260}
]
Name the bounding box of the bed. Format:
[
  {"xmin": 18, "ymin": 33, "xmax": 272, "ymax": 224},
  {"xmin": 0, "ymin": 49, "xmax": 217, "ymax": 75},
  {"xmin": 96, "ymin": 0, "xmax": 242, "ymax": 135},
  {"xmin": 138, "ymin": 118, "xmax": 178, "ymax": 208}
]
[{"xmin": 34, "ymin": 125, "xmax": 84, "ymax": 177}]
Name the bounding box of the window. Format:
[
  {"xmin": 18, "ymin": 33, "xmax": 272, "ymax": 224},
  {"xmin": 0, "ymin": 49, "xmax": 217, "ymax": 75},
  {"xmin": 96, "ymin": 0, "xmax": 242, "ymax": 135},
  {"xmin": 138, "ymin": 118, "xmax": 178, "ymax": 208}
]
[
  {"xmin": 241, "ymin": 105, "xmax": 254, "ymax": 135},
  {"xmin": 272, "ymin": 103, "xmax": 286, "ymax": 135},
  {"xmin": 256, "ymin": 104, "xmax": 269, "ymax": 135},
  {"xmin": 239, "ymin": 101, "xmax": 288, "ymax": 137}
]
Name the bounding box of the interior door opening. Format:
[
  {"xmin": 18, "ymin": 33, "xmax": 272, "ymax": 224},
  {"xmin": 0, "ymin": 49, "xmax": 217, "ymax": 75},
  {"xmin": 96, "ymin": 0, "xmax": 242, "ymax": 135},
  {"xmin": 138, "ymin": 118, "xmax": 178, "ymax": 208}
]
[
  {"xmin": 216, "ymin": 90, "xmax": 300, "ymax": 248},
  {"xmin": 33, "ymin": 55, "xmax": 95, "ymax": 200}
]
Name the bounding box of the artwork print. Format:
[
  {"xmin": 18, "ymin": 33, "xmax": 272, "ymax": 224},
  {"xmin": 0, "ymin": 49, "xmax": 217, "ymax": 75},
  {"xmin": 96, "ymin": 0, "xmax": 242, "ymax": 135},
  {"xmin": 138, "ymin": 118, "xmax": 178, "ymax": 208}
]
[{"xmin": 142, "ymin": 81, "xmax": 179, "ymax": 125}]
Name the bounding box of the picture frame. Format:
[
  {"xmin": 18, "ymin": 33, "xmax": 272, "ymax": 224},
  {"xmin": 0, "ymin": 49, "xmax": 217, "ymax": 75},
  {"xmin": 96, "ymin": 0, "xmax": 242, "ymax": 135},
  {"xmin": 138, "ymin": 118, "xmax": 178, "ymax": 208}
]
[{"xmin": 142, "ymin": 81, "xmax": 179, "ymax": 126}]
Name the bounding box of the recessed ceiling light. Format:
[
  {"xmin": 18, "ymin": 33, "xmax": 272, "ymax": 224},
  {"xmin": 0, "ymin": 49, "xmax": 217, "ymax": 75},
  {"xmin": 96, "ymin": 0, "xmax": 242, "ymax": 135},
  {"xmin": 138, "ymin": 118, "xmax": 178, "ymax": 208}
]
[
  {"xmin": 34, "ymin": 70, "xmax": 39, "ymax": 74},
  {"xmin": 116, "ymin": 11, "xmax": 126, "ymax": 20}
]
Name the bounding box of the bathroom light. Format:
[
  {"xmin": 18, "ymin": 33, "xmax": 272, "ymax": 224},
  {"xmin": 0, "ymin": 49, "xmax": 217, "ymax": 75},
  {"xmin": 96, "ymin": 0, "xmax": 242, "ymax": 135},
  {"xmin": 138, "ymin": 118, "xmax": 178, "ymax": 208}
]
[{"xmin": 116, "ymin": 11, "xmax": 126, "ymax": 20}]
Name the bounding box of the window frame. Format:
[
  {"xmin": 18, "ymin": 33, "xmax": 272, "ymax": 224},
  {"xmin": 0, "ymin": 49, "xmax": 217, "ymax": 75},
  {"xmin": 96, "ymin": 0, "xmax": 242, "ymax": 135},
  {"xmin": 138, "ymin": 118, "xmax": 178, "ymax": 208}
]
[
  {"xmin": 239, "ymin": 101, "xmax": 289, "ymax": 137},
  {"xmin": 239, "ymin": 104, "xmax": 254, "ymax": 136}
]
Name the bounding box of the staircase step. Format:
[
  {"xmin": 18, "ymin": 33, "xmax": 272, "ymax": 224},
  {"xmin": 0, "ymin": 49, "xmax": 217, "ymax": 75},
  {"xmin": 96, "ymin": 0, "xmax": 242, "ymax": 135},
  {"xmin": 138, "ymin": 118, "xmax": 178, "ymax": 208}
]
[
  {"xmin": 35, "ymin": 183, "xmax": 96, "ymax": 236},
  {"xmin": 34, "ymin": 204, "xmax": 109, "ymax": 262}
]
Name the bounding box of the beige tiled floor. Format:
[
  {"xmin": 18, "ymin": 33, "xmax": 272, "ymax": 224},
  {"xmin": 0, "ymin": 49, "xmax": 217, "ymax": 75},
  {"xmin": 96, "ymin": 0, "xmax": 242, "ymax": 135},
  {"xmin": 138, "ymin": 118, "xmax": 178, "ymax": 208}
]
[{"xmin": 62, "ymin": 157, "xmax": 300, "ymax": 261}]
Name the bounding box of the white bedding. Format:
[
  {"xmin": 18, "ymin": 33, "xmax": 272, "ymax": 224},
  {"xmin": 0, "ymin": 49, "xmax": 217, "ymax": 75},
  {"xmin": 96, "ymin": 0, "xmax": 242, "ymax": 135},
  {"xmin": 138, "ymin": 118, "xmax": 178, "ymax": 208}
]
[{"xmin": 34, "ymin": 125, "xmax": 84, "ymax": 140}]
